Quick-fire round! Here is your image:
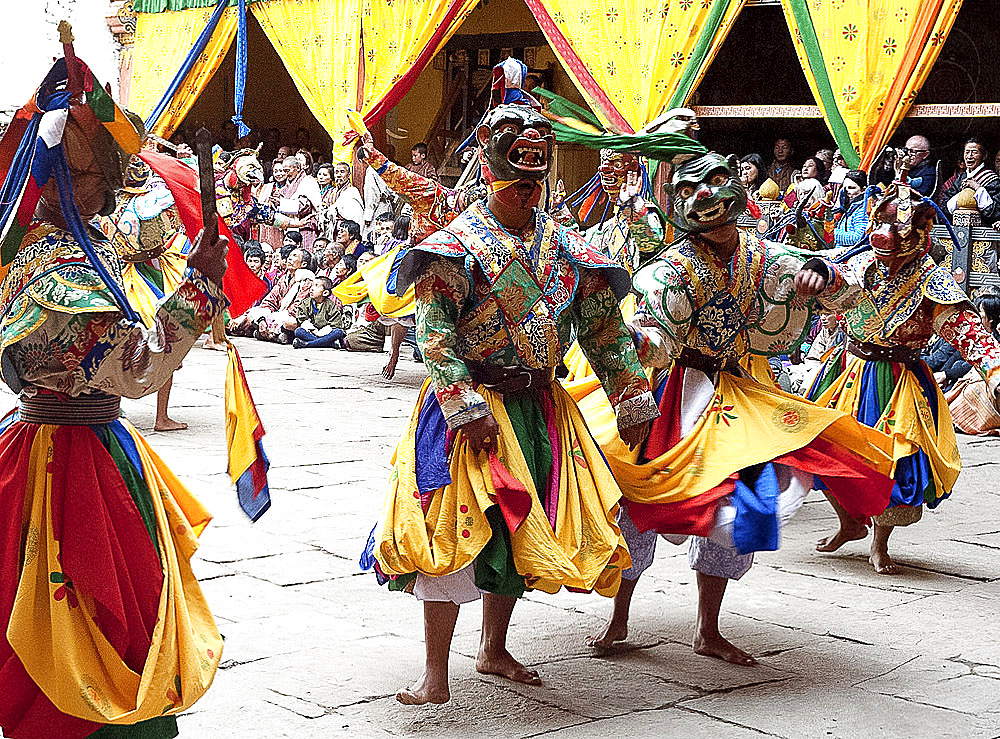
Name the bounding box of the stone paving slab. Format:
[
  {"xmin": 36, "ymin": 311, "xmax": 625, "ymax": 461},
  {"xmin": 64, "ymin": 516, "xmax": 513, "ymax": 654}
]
[{"xmin": 2, "ymin": 336, "xmax": 998, "ymax": 738}]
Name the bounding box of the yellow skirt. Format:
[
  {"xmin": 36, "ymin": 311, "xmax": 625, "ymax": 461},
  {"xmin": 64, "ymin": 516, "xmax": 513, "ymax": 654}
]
[
  {"xmin": 0, "ymin": 416, "xmax": 220, "ymax": 731},
  {"xmin": 813, "ymin": 355, "xmax": 961, "ymax": 504},
  {"xmin": 374, "ymin": 380, "xmax": 631, "ymax": 597}
]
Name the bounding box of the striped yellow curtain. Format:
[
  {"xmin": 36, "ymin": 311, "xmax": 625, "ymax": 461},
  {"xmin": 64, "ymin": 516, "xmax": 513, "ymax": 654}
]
[
  {"xmin": 131, "ymin": 7, "xmax": 239, "ymax": 136},
  {"xmin": 524, "ymin": 0, "xmax": 745, "ymax": 132},
  {"xmin": 781, "ymin": 0, "xmax": 964, "ymax": 168},
  {"xmin": 251, "ymin": 0, "xmax": 363, "ymax": 156},
  {"xmin": 360, "ymin": 0, "xmax": 479, "ymax": 121}
]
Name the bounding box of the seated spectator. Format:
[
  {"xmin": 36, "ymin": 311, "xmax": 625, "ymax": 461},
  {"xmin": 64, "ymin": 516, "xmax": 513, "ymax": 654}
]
[
  {"xmin": 263, "ymin": 244, "xmax": 290, "ymax": 284},
  {"xmin": 406, "ymin": 141, "xmax": 438, "ymax": 181},
  {"xmin": 382, "ymin": 214, "xmax": 412, "ymax": 255},
  {"xmin": 369, "ymin": 212, "xmax": 396, "ymax": 254},
  {"xmin": 229, "ymin": 246, "xmax": 304, "ymax": 335},
  {"xmin": 336, "ymin": 219, "xmax": 364, "ymax": 257},
  {"xmin": 767, "ymin": 138, "xmax": 797, "ymax": 193},
  {"xmin": 739, "ymin": 153, "xmax": 767, "ymax": 194},
  {"xmin": 924, "ymin": 336, "xmax": 970, "ymax": 391},
  {"xmin": 946, "ymin": 294, "xmax": 1000, "ymax": 434},
  {"xmin": 789, "ymin": 312, "xmax": 845, "ymax": 393},
  {"xmin": 291, "ymin": 276, "xmax": 353, "ymax": 348},
  {"xmin": 342, "ymin": 301, "xmax": 387, "ymax": 353},
  {"xmin": 834, "ymin": 170, "xmax": 870, "ymax": 246},
  {"xmin": 256, "ymin": 249, "xmax": 317, "ymax": 343},
  {"xmin": 942, "ymin": 138, "xmax": 1000, "ymax": 225},
  {"xmin": 800, "ymin": 156, "xmax": 829, "ymax": 185},
  {"xmin": 243, "ymin": 241, "xmax": 269, "ymax": 287}
]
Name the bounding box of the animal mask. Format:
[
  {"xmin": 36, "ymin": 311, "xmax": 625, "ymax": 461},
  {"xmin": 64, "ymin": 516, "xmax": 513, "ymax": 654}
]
[
  {"xmin": 667, "ymin": 152, "xmax": 747, "ymax": 234},
  {"xmin": 597, "ymin": 149, "xmax": 640, "ymax": 196},
  {"xmin": 868, "ymin": 184, "xmax": 934, "ymax": 275},
  {"xmin": 476, "ymin": 104, "xmax": 554, "ymax": 185}
]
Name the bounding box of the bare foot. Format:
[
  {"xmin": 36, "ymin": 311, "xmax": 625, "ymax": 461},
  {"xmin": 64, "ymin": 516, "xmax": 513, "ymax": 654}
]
[
  {"xmin": 154, "ymin": 418, "xmax": 188, "ymax": 432},
  {"xmin": 816, "ymin": 519, "xmax": 868, "ymax": 552},
  {"xmin": 694, "ymin": 631, "xmax": 757, "ymax": 666},
  {"xmin": 396, "ymin": 672, "xmax": 450, "ymax": 705},
  {"xmin": 476, "ymin": 649, "xmax": 542, "ymax": 685},
  {"xmin": 202, "ymin": 340, "xmax": 227, "ymax": 351},
  {"xmin": 587, "ymin": 619, "xmax": 628, "ymax": 651},
  {"xmin": 869, "ymin": 549, "xmax": 902, "ymax": 575}
]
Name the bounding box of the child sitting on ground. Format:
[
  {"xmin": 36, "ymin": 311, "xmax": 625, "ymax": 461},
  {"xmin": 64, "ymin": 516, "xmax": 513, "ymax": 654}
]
[{"xmin": 291, "ymin": 276, "xmax": 353, "ymax": 348}]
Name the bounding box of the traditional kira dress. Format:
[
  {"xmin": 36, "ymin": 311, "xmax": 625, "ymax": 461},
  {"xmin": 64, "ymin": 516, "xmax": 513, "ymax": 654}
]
[
  {"xmin": 585, "ymin": 231, "xmax": 895, "ymax": 579},
  {"xmin": 366, "ymin": 201, "xmax": 660, "ymax": 600},
  {"xmin": 808, "ymin": 249, "xmax": 1000, "ymax": 526},
  {"xmin": 0, "ymin": 224, "xmax": 224, "ymax": 738}
]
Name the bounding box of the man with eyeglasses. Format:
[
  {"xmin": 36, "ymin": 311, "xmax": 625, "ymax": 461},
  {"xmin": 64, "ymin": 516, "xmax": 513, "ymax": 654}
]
[{"xmin": 894, "ymin": 135, "xmax": 937, "ymax": 197}]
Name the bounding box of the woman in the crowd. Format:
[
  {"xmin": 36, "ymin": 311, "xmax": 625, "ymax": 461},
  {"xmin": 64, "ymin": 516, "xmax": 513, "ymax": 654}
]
[
  {"xmin": 800, "ymin": 155, "xmax": 829, "ymax": 185},
  {"xmin": 739, "ymin": 153, "xmax": 767, "ymax": 194},
  {"xmin": 833, "ymin": 169, "xmax": 870, "ymax": 246},
  {"xmin": 946, "ymin": 293, "xmax": 1000, "ymax": 435}
]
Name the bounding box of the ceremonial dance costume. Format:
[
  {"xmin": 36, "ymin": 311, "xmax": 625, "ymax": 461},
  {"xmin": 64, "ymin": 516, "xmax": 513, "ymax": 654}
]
[
  {"xmin": 807, "ymin": 183, "xmax": 1000, "ymax": 570},
  {"xmin": 570, "ymin": 151, "xmax": 893, "ymax": 660},
  {"xmin": 365, "ymin": 105, "xmax": 658, "ymax": 702},
  {"xmin": 102, "ymin": 158, "xmax": 190, "ymax": 327},
  {"xmin": 0, "ymin": 56, "xmax": 223, "ymax": 737}
]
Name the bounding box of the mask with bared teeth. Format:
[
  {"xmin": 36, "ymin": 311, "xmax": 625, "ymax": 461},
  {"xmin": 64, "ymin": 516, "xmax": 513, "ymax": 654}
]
[
  {"xmin": 476, "ymin": 105, "xmax": 554, "ymax": 209},
  {"xmin": 667, "ymin": 152, "xmax": 747, "ymax": 234}
]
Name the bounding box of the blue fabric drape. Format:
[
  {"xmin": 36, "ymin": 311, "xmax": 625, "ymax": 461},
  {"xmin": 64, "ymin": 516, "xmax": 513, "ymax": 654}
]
[
  {"xmin": 231, "ymin": 0, "xmax": 250, "ymax": 138},
  {"xmin": 144, "ymin": 0, "xmax": 231, "ymax": 132}
]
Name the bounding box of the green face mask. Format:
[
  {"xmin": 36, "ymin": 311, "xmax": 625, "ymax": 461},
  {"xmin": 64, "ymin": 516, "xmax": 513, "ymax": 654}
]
[{"xmin": 668, "ymin": 152, "xmax": 747, "ymax": 234}]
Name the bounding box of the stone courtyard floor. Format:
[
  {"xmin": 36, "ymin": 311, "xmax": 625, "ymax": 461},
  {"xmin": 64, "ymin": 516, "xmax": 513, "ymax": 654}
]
[{"xmin": 4, "ymin": 336, "xmax": 999, "ymax": 738}]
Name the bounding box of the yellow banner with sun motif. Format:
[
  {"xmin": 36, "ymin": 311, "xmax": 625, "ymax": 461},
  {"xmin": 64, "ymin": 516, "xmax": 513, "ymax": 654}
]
[
  {"xmin": 131, "ymin": 7, "xmax": 239, "ymax": 136},
  {"xmin": 781, "ymin": 0, "xmax": 964, "ymax": 168},
  {"xmin": 525, "ymin": 0, "xmax": 745, "ymax": 132}
]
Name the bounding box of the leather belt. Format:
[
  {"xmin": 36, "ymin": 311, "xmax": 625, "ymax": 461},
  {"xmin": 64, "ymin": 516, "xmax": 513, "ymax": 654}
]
[
  {"xmin": 467, "ymin": 362, "xmax": 555, "ymax": 394},
  {"xmin": 19, "ymin": 391, "xmax": 122, "ymax": 426},
  {"xmin": 675, "ymin": 348, "xmax": 739, "ymax": 375},
  {"xmin": 847, "ymin": 339, "xmax": 923, "ymax": 369}
]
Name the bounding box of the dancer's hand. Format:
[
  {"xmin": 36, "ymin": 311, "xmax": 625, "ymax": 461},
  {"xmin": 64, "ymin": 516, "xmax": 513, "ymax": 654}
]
[
  {"xmin": 793, "ymin": 267, "xmax": 827, "ymax": 296},
  {"xmin": 619, "ymin": 420, "xmax": 651, "ymax": 451},
  {"xmin": 619, "ymin": 170, "xmax": 642, "ymax": 206},
  {"xmin": 187, "ymin": 228, "xmax": 229, "ymax": 285},
  {"xmin": 463, "ymin": 414, "xmax": 500, "ymax": 455},
  {"xmin": 551, "ymin": 179, "xmax": 566, "ymax": 209}
]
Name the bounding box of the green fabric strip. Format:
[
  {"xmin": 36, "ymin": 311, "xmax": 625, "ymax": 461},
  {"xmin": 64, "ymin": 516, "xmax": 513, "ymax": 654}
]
[
  {"xmin": 783, "ymin": 0, "xmax": 859, "ymax": 168},
  {"xmin": 666, "ymin": 0, "xmax": 732, "ymax": 109},
  {"xmin": 474, "ymin": 391, "xmax": 553, "ymax": 597},
  {"xmin": 90, "ymin": 716, "xmax": 178, "ymax": 739},
  {"xmin": 135, "ymin": 261, "xmax": 166, "ymax": 294},
  {"xmin": 98, "ymin": 426, "xmax": 162, "ymax": 558},
  {"xmin": 134, "ymin": 0, "xmax": 259, "ymax": 13},
  {"xmin": 874, "ymin": 360, "xmax": 896, "ymax": 412}
]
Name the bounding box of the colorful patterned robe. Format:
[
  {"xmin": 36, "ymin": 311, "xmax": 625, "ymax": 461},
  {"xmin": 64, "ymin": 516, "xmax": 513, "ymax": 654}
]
[
  {"xmin": 0, "ymin": 223, "xmax": 225, "ymax": 738},
  {"xmin": 809, "ymin": 249, "xmax": 1000, "ymax": 521},
  {"xmin": 400, "ymin": 200, "xmax": 659, "ymax": 429}
]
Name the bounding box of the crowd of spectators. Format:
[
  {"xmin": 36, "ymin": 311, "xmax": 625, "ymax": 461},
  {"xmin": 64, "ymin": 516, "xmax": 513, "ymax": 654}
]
[{"xmin": 172, "ymin": 125, "xmax": 442, "ymax": 374}]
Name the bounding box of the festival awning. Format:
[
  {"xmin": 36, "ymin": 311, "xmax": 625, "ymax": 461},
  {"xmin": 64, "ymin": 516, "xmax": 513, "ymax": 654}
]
[
  {"xmin": 131, "ymin": 6, "xmax": 239, "ymax": 135},
  {"xmin": 781, "ymin": 0, "xmax": 965, "ymax": 168},
  {"xmin": 522, "ymin": 0, "xmax": 745, "ymax": 132}
]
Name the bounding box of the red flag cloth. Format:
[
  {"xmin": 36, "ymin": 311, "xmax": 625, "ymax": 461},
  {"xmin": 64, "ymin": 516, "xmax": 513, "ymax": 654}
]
[
  {"xmin": 138, "ymin": 150, "xmax": 266, "ymax": 317},
  {"xmin": 0, "ymin": 423, "xmax": 163, "ymax": 738},
  {"xmin": 488, "ymin": 452, "xmax": 532, "ymax": 533}
]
